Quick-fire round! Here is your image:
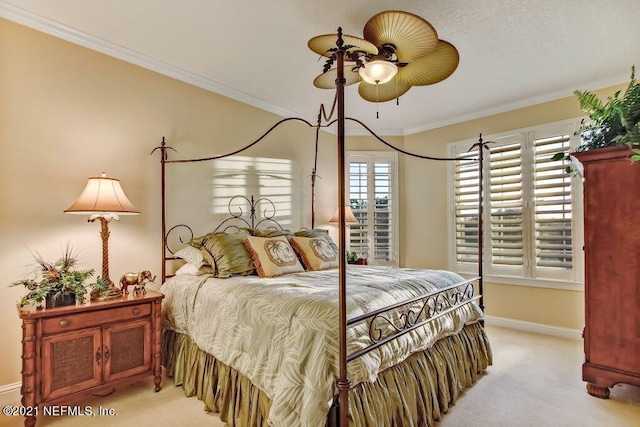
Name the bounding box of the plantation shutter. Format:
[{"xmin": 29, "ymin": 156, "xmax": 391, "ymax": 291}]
[
  {"xmin": 454, "ymin": 152, "xmax": 480, "ymax": 264},
  {"xmin": 348, "ymin": 161, "xmax": 369, "ymax": 258},
  {"xmin": 347, "ymin": 153, "xmax": 397, "ymax": 266},
  {"xmin": 373, "ymin": 162, "xmax": 393, "ymax": 263},
  {"xmin": 489, "ymin": 142, "xmax": 524, "ymax": 267},
  {"xmin": 533, "ymin": 134, "xmax": 573, "ymax": 270},
  {"xmin": 449, "ymin": 122, "xmax": 581, "ymax": 283}
]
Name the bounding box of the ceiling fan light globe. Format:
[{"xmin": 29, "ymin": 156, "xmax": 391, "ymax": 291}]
[{"xmin": 358, "ymin": 59, "xmax": 397, "ymax": 85}]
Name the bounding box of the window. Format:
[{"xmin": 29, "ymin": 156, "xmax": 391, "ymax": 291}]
[
  {"xmin": 449, "ymin": 121, "xmax": 583, "ymax": 288},
  {"xmin": 346, "ymin": 152, "xmax": 398, "ymax": 266}
]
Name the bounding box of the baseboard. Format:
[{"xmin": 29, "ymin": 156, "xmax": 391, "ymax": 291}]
[
  {"xmin": 484, "ymin": 315, "xmax": 582, "ymax": 340},
  {"xmin": 0, "ymin": 382, "xmax": 21, "ymax": 406}
]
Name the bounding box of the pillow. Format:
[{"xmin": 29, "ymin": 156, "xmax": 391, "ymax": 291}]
[
  {"xmin": 187, "ymin": 234, "xmax": 216, "ymax": 271},
  {"xmin": 294, "ymin": 228, "xmax": 334, "ymax": 244},
  {"xmin": 174, "ymin": 263, "xmax": 215, "ymax": 276},
  {"xmin": 174, "ymin": 245, "xmax": 206, "ymax": 268},
  {"xmin": 250, "ymin": 228, "xmax": 293, "ymax": 238},
  {"xmin": 243, "ymin": 235, "xmax": 305, "ymax": 278},
  {"xmin": 191, "ymin": 230, "xmax": 255, "ymax": 278},
  {"xmin": 290, "ymin": 236, "xmax": 339, "ymax": 271}
]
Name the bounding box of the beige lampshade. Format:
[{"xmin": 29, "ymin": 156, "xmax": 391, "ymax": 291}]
[
  {"xmin": 64, "ymin": 173, "xmax": 139, "ymax": 215},
  {"xmin": 358, "ymin": 56, "xmax": 398, "ymax": 85},
  {"xmin": 329, "ymin": 205, "xmax": 359, "ymax": 225}
]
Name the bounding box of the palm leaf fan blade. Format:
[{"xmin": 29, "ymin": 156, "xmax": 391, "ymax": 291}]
[
  {"xmin": 308, "ymin": 34, "xmax": 377, "ymax": 58},
  {"xmin": 363, "ymin": 10, "xmax": 438, "ymax": 62},
  {"xmin": 396, "ymin": 41, "xmax": 459, "ymax": 86},
  {"xmin": 313, "ymin": 66, "xmax": 361, "ymax": 89},
  {"xmin": 358, "ymin": 79, "xmax": 411, "ymax": 103}
]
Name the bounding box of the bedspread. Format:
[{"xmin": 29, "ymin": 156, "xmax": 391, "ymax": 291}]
[{"xmin": 161, "ymin": 266, "xmax": 484, "ymax": 427}]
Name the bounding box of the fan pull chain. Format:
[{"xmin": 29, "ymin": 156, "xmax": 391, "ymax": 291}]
[{"xmin": 376, "ymin": 83, "xmax": 380, "ymax": 119}]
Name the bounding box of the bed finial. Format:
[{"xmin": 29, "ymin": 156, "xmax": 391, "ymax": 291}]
[{"xmin": 150, "ymin": 136, "xmax": 177, "ymax": 161}]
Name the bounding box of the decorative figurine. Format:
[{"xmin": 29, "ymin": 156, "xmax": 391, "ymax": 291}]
[{"xmin": 119, "ymin": 271, "xmax": 156, "ymax": 296}]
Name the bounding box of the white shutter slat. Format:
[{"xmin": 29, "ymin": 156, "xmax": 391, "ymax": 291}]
[
  {"xmin": 454, "ymin": 151, "xmax": 480, "ymax": 264},
  {"xmin": 489, "ymin": 141, "xmax": 524, "ymax": 267},
  {"xmin": 348, "ymin": 155, "xmax": 397, "ymax": 265},
  {"xmin": 533, "ymin": 133, "xmax": 572, "ymax": 271}
]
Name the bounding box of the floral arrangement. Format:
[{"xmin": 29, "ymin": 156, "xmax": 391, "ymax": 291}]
[{"xmin": 11, "ymin": 245, "xmax": 107, "ymax": 308}]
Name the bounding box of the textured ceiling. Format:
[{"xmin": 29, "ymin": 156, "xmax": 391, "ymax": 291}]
[{"xmin": 2, "ymin": 0, "xmax": 640, "ymax": 136}]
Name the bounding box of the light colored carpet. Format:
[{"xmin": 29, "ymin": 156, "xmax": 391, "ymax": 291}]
[
  {"xmin": 2, "ymin": 325, "xmax": 638, "ymax": 427},
  {"xmin": 437, "ymin": 326, "xmax": 640, "ymax": 426}
]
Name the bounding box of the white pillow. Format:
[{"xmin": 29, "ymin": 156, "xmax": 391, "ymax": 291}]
[
  {"xmin": 175, "ymin": 263, "xmax": 200, "ymax": 275},
  {"xmin": 174, "ymin": 246, "xmax": 205, "ymax": 267}
]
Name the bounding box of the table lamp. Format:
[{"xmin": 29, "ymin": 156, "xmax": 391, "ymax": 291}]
[
  {"xmin": 64, "ymin": 173, "xmax": 139, "ymax": 299},
  {"xmin": 329, "ymin": 205, "xmax": 359, "ymax": 225}
]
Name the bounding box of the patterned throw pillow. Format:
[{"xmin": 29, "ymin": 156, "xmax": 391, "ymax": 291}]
[
  {"xmin": 290, "ymin": 236, "xmax": 339, "ymax": 271},
  {"xmin": 243, "ymin": 235, "xmax": 304, "ymax": 278}
]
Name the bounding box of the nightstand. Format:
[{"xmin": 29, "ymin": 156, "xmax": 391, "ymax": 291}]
[{"xmin": 18, "ymin": 290, "xmax": 164, "ymax": 427}]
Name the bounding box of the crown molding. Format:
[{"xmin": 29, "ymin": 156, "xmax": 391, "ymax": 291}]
[
  {"xmin": 0, "ymin": 1, "xmax": 307, "ymax": 123},
  {"xmin": 406, "ymin": 73, "xmax": 630, "ymax": 136}
]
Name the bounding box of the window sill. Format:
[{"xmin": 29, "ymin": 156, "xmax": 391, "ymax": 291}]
[{"xmin": 455, "ymin": 271, "xmax": 584, "ymax": 291}]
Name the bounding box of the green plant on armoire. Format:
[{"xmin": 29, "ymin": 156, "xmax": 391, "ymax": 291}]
[{"xmin": 552, "ymin": 65, "xmax": 640, "ymax": 168}]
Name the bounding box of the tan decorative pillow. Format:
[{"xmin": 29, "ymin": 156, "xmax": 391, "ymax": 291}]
[
  {"xmin": 243, "ymin": 236, "xmax": 304, "ymax": 278},
  {"xmin": 290, "ymin": 236, "xmax": 339, "ymax": 271}
]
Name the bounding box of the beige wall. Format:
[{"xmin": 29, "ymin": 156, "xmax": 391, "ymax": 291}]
[
  {"xmin": 0, "ymin": 17, "xmax": 629, "ymax": 389},
  {"xmin": 0, "ymin": 18, "xmax": 337, "ymax": 387}
]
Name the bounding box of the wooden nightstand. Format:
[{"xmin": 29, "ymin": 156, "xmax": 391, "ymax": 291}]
[{"xmin": 17, "ymin": 290, "xmax": 164, "ymax": 427}]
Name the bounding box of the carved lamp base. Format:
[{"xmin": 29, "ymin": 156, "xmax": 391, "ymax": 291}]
[{"xmin": 91, "ymin": 281, "xmax": 123, "ymax": 301}]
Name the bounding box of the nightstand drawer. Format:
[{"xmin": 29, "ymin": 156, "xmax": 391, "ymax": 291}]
[{"xmin": 43, "ymin": 303, "xmax": 151, "ymax": 335}]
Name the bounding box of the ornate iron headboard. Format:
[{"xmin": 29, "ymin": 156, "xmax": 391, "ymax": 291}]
[{"xmin": 162, "ymin": 194, "xmax": 284, "ymax": 279}]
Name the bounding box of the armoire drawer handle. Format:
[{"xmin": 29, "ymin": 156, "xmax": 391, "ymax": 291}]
[
  {"xmin": 59, "ymin": 319, "xmax": 70, "ymax": 327},
  {"xmin": 133, "ymin": 308, "xmax": 141, "ymax": 315}
]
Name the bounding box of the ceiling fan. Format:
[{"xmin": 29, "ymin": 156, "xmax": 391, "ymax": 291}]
[{"xmin": 308, "ymin": 10, "xmax": 459, "ymax": 104}]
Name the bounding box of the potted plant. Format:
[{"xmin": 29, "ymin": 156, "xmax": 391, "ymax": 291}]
[
  {"xmin": 553, "ymin": 65, "xmax": 640, "ymax": 168},
  {"xmin": 11, "ymin": 245, "xmax": 108, "ymax": 308}
]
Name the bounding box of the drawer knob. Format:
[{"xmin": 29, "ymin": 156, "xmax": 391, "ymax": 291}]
[
  {"xmin": 59, "ymin": 319, "xmax": 70, "ymax": 327},
  {"xmin": 133, "ymin": 308, "xmax": 141, "ymax": 315}
]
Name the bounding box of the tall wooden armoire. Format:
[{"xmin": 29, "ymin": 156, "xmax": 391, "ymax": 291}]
[{"xmin": 574, "ymin": 146, "xmax": 640, "ymax": 398}]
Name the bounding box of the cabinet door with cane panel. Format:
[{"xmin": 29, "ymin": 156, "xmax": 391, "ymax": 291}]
[{"xmin": 19, "ymin": 290, "xmax": 163, "ymax": 427}]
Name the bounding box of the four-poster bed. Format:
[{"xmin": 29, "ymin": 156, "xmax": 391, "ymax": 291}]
[
  {"xmin": 156, "ymin": 16, "xmax": 491, "ymax": 427},
  {"xmin": 155, "ymin": 126, "xmax": 491, "ymax": 426}
]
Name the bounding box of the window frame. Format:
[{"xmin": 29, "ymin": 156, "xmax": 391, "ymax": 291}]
[
  {"xmin": 448, "ymin": 119, "xmax": 585, "ymax": 290},
  {"xmin": 346, "ymin": 151, "xmax": 399, "ymax": 267}
]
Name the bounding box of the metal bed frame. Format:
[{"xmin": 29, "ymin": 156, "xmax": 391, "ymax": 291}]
[{"xmin": 152, "ymin": 29, "xmax": 489, "ymax": 426}]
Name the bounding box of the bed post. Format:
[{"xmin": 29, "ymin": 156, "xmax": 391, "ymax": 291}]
[
  {"xmin": 477, "ymin": 133, "xmax": 485, "ymax": 314},
  {"xmin": 160, "ymin": 139, "xmax": 168, "ymax": 284},
  {"xmin": 311, "ymin": 112, "xmax": 321, "ymax": 229},
  {"xmin": 334, "ymin": 28, "xmax": 351, "ymax": 427},
  {"xmin": 151, "ymin": 137, "xmax": 169, "ymax": 283}
]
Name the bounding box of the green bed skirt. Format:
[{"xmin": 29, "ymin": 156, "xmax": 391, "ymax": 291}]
[{"xmin": 162, "ymin": 322, "xmax": 492, "ymax": 426}]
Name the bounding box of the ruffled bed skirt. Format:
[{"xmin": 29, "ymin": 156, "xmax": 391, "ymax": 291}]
[{"xmin": 162, "ymin": 322, "xmax": 492, "ymax": 426}]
